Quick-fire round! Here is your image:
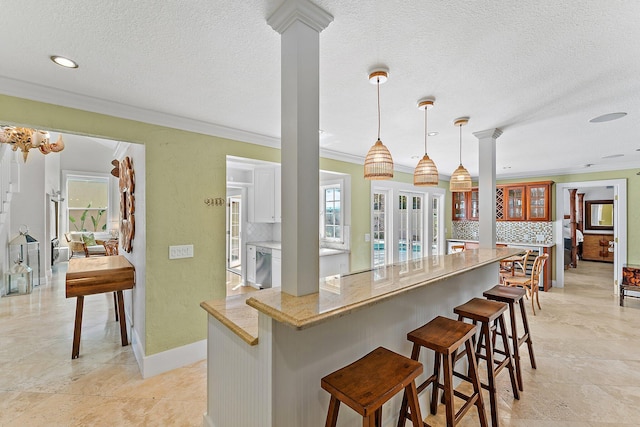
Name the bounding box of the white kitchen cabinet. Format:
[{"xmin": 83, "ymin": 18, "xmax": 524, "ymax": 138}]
[
  {"xmin": 320, "ymin": 251, "xmax": 349, "ymax": 277},
  {"xmin": 246, "ymin": 245, "xmax": 256, "ymax": 284},
  {"xmin": 251, "ymin": 166, "xmax": 281, "ymax": 223},
  {"xmin": 272, "ymin": 249, "xmax": 281, "ymax": 287},
  {"xmin": 274, "ymin": 166, "xmax": 281, "ymax": 222}
]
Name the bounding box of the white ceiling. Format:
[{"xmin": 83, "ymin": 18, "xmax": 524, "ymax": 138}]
[{"xmin": 2, "ymin": 0, "xmax": 640, "ymax": 178}]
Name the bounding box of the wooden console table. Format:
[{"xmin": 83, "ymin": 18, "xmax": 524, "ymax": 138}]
[{"xmin": 65, "ymin": 256, "xmax": 135, "ymax": 359}]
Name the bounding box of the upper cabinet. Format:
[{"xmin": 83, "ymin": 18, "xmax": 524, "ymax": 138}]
[
  {"xmin": 452, "ymin": 192, "xmax": 467, "ymax": 221},
  {"xmin": 526, "ymin": 183, "xmax": 551, "ymax": 221},
  {"xmin": 453, "ymin": 181, "xmax": 552, "ymax": 221},
  {"xmin": 250, "ymin": 166, "xmax": 281, "ymax": 223},
  {"xmin": 505, "ymin": 185, "xmax": 526, "ymax": 221}
]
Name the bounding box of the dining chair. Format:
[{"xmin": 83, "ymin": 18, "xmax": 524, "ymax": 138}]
[
  {"xmin": 503, "ymin": 253, "xmax": 548, "ymax": 315},
  {"xmin": 499, "ymin": 250, "xmax": 531, "ymax": 283}
]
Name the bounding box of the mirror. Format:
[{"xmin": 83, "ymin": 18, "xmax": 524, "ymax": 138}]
[{"xmin": 585, "ymin": 199, "xmax": 614, "ymax": 230}]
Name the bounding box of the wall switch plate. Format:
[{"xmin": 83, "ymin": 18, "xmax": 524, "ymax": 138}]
[
  {"xmin": 169, "ymin": 245, "xmax": 194, "ymax": 259},
  {"xmin": 364, "ymin": 233, "xmax": 371, "ymax": 242}
]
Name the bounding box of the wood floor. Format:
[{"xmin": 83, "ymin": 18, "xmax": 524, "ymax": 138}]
[{"xmin": 1, "ymin": 260, "xmax": 639, "ymax": 426}]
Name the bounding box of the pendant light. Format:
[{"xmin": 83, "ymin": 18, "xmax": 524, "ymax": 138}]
[
  {"xmin": 413, "ymin": 97, "xmax": 439, "ymax": 186},
  {"xmin": 450, "ymin": 117, "xmax": 472, "ymax": 192},
  {"xmin": 364, "ymin": 69, "xmax": 394, "ymax": 180}
]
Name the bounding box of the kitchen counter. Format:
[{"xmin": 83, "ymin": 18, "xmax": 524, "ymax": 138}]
[
  {"xmin": 246, "ymin": 241, "xmax": 349, "ymax": 256},
  {"xmin": 447, "ymin": 238, "xmax": 555, "ymax": 248},
  {"xmin": 245, "ymin": 247, "xmax": 519, "ymax": 330},
  {"xmin": 202, "ymin": 247, "xmax": 519, "ymax": 427},
  {"xmin": 200, "ymin": 294, "xmax": 258, "ymax": 346}
]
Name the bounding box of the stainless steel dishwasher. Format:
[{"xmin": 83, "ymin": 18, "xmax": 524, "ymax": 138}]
[{"xmin": 255, "ymin": 247, "xmax": 272, "ymax": 288}]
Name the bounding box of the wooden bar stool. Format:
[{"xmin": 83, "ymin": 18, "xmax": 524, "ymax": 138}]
[
  {"xmin": 483, "ymin": 285, "xmax": 537, "ymax": 392},
  {"xmin": 397, "ymin": 316, "xmax": 487, "ymax": 427},
  {"xmin": 322, "ymin": 346, "xmax": 424, "ymax": 427},
  {"xmin": 454, "ymin": 298, "xmax": 519, "ymax": 427}
]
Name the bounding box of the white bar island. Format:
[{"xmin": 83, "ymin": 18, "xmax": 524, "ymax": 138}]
[{"xmin": 201, "ymin": 248, "xmax": 518, "ymax": 427}]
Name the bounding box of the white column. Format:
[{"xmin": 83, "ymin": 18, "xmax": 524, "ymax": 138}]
[
  {"xmin": 268, "ymin": 0, "xmax": 333, "ymax": 296},
  {"xmin": 473, "ymin": 128, "xmax": 502, "ymax": 248}
]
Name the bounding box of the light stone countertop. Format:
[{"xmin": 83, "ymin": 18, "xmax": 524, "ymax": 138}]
[
  {"xmin": 202, "ymin": 248, "xmax": 519, "ymax": 343},
  {"xmin": 447, "ymin": 238, "xmax": 555, "ymax": 248},
  {"xmin": 200, "ymin": 294, "xmax": 258, "ymax": 346},
  {"xmin": 246, "ymin": 241, "xmax": 349, "ymax": 256}
]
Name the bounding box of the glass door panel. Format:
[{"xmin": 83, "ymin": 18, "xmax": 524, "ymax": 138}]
[
  {"xmin": 227, "ymin": 196, "xmax": 241, "ymax": 269},
  {"xmin": 372, "ymin": 191, "xmax": 388, "ymax": 267}
]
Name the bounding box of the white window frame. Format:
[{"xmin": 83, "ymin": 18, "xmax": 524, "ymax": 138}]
[
  {"xmin": 319, "ymin": 175, "xmax": 351, "ymax": 250},
  {"xmin": 62, "ymin": 170, "xmax": 113, "ymax": 236}
]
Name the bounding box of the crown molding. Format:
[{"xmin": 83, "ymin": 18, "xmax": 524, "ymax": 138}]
[
  {"xmin": 0, "ymin": 76, "xmax": 281, "ymax": 149},
  {"xmin": 267, "ymin": 0, "xmax": 333, "ymax": 34}
]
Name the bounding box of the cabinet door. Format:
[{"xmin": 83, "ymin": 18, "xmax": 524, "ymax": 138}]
[
  {"xmin": 246, "ymin": 245, "xmax": 256, "ymax": 283},
  {"xmin": 505, "ymin": 185, "xmax": 526, "ymax": 220},
  {"xmin": 272, "ymin": 250, "xmax": 281, "ymax": 287},
  {"xmin": 495, "ymin": 186, "xmax": 505, "ymax": 220},
  {"xmin": 468, "ymin": 189, "xmax": 479, "ymax": 220},
  {"xmin": 526, "ymin": 184, "xmax": 550, "ymax": 221},
  {"xmin": 452, "ymin": 192, "xmax": 467, "ymax": 221},
  {"xmin": 253, "ymin": 168, "xmax": 275, "ymax": 223},
  {"xmin": 274, "ymin": 166, "xmax": 281, "ymax": 222}
]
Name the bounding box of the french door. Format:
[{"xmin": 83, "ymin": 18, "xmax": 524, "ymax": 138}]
[
  {"xmin": 372, "ymin": 187, "xmax": 444, "ymax": 268},
  {"xmin": 395, "ymin": 192, "xmax": 425, "ymax": 262},
  {"xmin": 227, "ymin": 195, "xmax": 241, "ymax": 270}
]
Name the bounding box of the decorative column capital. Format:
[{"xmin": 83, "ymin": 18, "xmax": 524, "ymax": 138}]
[
  {"xmin": 473, "ymin": 128, "xmax": 503, "ymax": 141},
  {"xmin": 268, "ymin": 0, "xmax": 334, "ymax": 34}
]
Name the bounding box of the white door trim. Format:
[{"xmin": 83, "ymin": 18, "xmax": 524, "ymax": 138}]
[{"xmin": 554, "ymin": 179, "xmax": 627, "ymax": 292}]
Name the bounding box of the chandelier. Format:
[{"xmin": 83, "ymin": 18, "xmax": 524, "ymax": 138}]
[{"xmin": 0, "ymin": 126, "xmax": 65, "ymax": 162}]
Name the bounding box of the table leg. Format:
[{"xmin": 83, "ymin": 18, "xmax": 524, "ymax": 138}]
[
  {"xmin": 116, "ymin": 290, "xmax": 128, "ymax": 346},
  {"xmin": 72, "ymin": 296, "xmax": 84, "ymax": 359}
]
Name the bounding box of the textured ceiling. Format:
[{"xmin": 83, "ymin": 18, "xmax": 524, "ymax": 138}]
[{"xmin": 2, "ymin": 0, "xmax": 640, "ymax": 178}]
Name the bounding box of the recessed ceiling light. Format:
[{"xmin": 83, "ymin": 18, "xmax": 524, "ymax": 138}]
[
  {"xmin": 411, "ymin": 155, "xmax": 420, "ymax": 160},
  {"xmin": 50, "ymin": 55, "xmax": 78, "ymax": 69},
  {"xmin": 427, "ymin": 131, "xmax": 439, "ymax": 136},
  {"xmin": 502, "ymin": 166, "xmax": 511, "ymax": 169},
  {"xmin": 636, "ymin": 148, "xmax": 640, "ymax": 152},
  {"xmin": 584, "ymin": 163, "xmax": 594, "ymax": 168},
  {"xmin": 589, "ymin": 112, "xmax": 627, "ymax": 123},
  {"xmin": 601, "ymin": 154, "xmax": 624, "ymax": 159}
]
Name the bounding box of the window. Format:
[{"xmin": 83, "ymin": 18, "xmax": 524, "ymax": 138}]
[
  {"xmin": 321, "ymin": 184, "xmax": 342, "ymax": 241},
  {"xmin": 66, "ymin": 174, "xmax": 109, "ymax": 232}
]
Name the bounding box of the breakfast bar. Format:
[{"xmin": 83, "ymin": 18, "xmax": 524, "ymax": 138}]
[{"xmin": 201, "ymin": 247, "xmax": 519, "ymax": 427}]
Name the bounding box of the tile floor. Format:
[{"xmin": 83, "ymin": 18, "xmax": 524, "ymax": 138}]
[{"xmin": 1, "ymin": 260, "xmax": 638, "ymax": 426}]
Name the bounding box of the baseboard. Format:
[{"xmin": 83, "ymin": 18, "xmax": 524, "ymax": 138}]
[
  {"xmin": 203, "ymin": 413, "xmax": 215, "ymax": 427},
  {"xmin": 131, "ymin": 330, "xmax": 207, "ymax": 379}
]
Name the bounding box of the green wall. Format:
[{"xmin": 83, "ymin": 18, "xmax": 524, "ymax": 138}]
[{"xmin": 0, "ymin": 94, "xmax": 388, "ymax": 355}]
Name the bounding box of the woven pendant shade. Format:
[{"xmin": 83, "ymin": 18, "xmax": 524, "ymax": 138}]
[
  {"xmin": 364, "ymin": 139, "xmax": 394, "ymax": 179},
  {"xmin": 450, "ymin": 164, "xmax": 472, "ymax": 192},
  {"xmin": 414, "ymin": 97, "xmax": 438, "ymax": 186},
  {"xmin": 414, "ymin": 155, "xmax": 439, "ymax": 186}
]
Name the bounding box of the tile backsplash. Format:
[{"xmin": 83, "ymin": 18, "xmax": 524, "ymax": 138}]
[{"xmin": 452, "ymin": 221, "xmax": 554, "ymax": 244}]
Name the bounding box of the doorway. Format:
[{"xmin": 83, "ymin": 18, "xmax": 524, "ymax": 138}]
[{"xmin": 555, "ymin": 179, "xmax": 627, "ymax": 291}]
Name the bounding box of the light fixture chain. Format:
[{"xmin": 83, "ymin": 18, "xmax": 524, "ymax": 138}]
[
  {"xmin": 424, "ymin": 107, "xmax": 428, "ymax": 155},
  {"xmin": 377, "ymin": 78, "xmax": 381, "ymax": 141},
  {"xmin": 459, "ymin": 123, "xmax": 462, "ymax": 165}
]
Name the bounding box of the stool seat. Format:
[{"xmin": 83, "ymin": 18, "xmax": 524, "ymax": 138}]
[
  {"xmin": 454, "ymin": 297, "xmax": 507, "ymax": 323},
  {"xmin": 483, "ymin": 285, "xmax": 526, "ymax": 302},
  {"xmin": 407, "ymin": 315, "xmax": 477, "ymax": 356},
  {"xmin": 398, "ymin": 316, "xmax": 488, "ymax": 427},
  {"xmin": 322, "ymin": 346, "xmax": 424, "ymax": 427},
  {"xmin": 483, "ymin": 285, "xmax": 537, "ymax": 392}
]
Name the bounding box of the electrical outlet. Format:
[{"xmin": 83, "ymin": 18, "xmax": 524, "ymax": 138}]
[{"xmin": 169, "ymin": 245, "xmax": 194, "ymax": 259}]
